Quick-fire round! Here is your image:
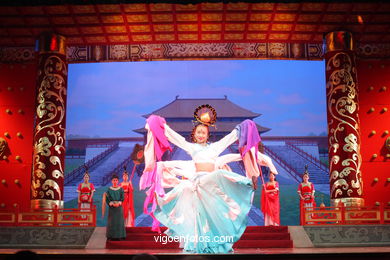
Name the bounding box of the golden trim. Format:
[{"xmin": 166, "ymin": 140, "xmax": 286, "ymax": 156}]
[
  {"xmin": 58, "ymin": 212, "xmax": 93, "ymax": 223},
  {"xmin": 30, "ymin": 199, "xmax": 63, "ymax": 209},
  {"xmin": 385, "ymin": 209, "xmax": 390, "ymax": 221},
  {"xmin": 345, "ymin": 210, "xmax": 380, "ymax": 221},
  {"xmin": 0, "ymin": 213, "xmax": 15, "ymax": 223},
  {"xmin": 304, "ymin": 210, "xmax": 341, "ymax": 223},
  {"xmin": 331, "ymin": 197, "xmax": 364, "ymax": 207},
  {"xmin": 18, "ymin": 212, "xmax": 53, "ymax": 223},
  {"xmin": 325, "ymin": 31, "xmax": 354, "ymax": 52}
]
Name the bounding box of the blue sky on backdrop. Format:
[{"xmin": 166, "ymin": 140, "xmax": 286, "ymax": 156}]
[{"xmin": 66, "ymin": 59, "xmax": 326, "ymax": 138}]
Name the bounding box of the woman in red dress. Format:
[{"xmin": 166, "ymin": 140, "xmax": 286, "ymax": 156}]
[
  {"xmin": 261, "ymin": 172, "xmax": 280, "ymax": 226},
  {"xmin": 297, "ymin": 169, "xmax": 315, "ymax": 224},
  {"xmin": 77, "ymin": 171, "xmax": 95, "ymax": 209},
  {"xmin": 120, "ymin": 169, "xmax": 135, "ymax": 227}
]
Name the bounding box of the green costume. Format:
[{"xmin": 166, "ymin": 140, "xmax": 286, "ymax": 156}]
[{"xmin": 105, "ymin": 186, "xmax": 126, "ymax": 240}]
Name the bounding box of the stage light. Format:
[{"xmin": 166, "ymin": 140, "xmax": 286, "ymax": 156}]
[{"xmin": 357, "ymin": 15, "xmax": 364, "ymax": 25}]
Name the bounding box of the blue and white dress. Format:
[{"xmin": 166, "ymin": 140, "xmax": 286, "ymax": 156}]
[{"xmin": 143, "ymin": 122, "xmax": 277, "ymax": 253}]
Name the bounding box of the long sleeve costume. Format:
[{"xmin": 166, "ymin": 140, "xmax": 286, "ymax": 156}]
[
  {"xmin": 121, "ymin": 181, "xmax": 135, "ymax": 227},
  {"xmin": 140, "ymin": 115, "xmax": 278, "ymax": 253},
  {"xmin": 261, "ymin": 181, "xmax": 280, "ymax": 226},
  {"xmin": 105, "ymin": 187, "xmax": 126, "ymax": 240}
]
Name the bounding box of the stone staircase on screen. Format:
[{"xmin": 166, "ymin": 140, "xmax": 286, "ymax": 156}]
[
  {"xmin": 64, "ymin": 144, "xmax": 135, "ymax": 202},
  {"xmin": 106, "ymin": 226, "xmax": 293, "ymax": 249},
  {"xmin": 266, "ymin": 145, "xmax": 329, "ymax": 184}
]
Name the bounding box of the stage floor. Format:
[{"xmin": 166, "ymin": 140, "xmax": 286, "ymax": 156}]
[
  {"xmin": 1, "ymin": 247, "xmax": 390, "ymax": 258},
  {"xmin": 1, "ymin": 227, "xmax": 390, "ymax": 259}
]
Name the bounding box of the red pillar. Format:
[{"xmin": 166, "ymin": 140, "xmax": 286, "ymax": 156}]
[
  {"xmin": 31, "ymin": 33, "xmax": 67, "ymax": 209},
  {"xmin": 324, "ymin": 31, "xmax": 364, "ymax": 207}
]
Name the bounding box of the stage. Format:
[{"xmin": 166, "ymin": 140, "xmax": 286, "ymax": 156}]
[
  {"xmin": 0, "ymin": 247, "xmax": 390, "ymax": 260},
  {"xmin": 1, "ymin": 226, "xmax": 390, "ymax": 260}
]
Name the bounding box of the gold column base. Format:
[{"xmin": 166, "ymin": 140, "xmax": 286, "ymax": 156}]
[
  {"xmin": 331, "ymin": 197, "xmax": 364, "ymax": 207},
  {"xmin": 31, "ymin": 199, "xmax": 63, "ymax": 209}
]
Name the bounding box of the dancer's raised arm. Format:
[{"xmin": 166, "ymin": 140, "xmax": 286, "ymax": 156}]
[
  {"xmin": 163, "ymin": 123, "xmax": 193, "ymax": 153},
  {"xmin": 210, "ymin": 128, "xmax": 239, "ymax": 155}
]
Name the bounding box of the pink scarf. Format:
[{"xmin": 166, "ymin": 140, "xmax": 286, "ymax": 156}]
[{"xmin": 142, "ymin": 115, "xmax": 172, "ymax": 232}]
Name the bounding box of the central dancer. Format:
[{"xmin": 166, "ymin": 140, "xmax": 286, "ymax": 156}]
[{"xmin": 141, "ymin": 104, "xmax": 278, "ymax": 253}]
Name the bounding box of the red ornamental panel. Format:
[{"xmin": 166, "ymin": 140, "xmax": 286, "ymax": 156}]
[
  {"xmin": 325, "ymin": 50, "xmax": 363, "ymax": 205},
  {"xmin": 31, "ymin": 52, "xmax": 68, "ymax": 208}
]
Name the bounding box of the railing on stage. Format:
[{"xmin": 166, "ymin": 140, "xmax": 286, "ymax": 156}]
[
  {"xmin": 0, "ymin": 206, "xmax": 96, "ymax": 227},
  {"xmin": 301, "ymin": 203, "xmax": 390, "ymax": 225}
]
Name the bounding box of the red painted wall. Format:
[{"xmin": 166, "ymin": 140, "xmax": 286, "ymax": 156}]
[
  {"xmin": 0, "ymin": 63, "xmax": 37, "ymax": 210},
  {"xmin": 357, "ymin": 60, "xmax": 390, "ymax": 206}
]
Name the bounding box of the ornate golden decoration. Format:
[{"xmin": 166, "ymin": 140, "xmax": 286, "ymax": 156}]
[
  {"xmin": 0, "ymin": 137, "xmax": 9, "ymax": 160},
  {"xmin": 386, "ymin": 137, "xmax": 390, "ymax": 152},
  {"xmin": 326, "ymin": 51, "xmax": 362, "ymax": 199},
  {"xmin": 332, "ymin": 197, "xmax": 364, "ymax": 207},
  {"xmin": 31, "ymin": 199, "xmax": 63, "ymax": 209},
  {"xmin": 32, "ymin": 54, "xmax": 67, "ymax": 204}
]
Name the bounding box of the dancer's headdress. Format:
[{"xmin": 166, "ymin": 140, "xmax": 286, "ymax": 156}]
[
  {"xmin": 83, "ymin": 165, "xmax": 90, "ymax": 177},
  {"xmin": 193, "ymin": 104, "xmax": 217, "ymax": 127},
  {"xmin": 123, "ymin": 165, "xmax": 128, "ymax": 175},
  {"xmin": 303, "ymin": 165, "xmax": 309, "ymax": 176},
  {"xmin": 191, "ymin": 104, "xmax": 217, "ymax": 142}
]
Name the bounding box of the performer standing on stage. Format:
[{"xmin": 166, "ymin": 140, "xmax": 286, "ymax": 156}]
[
  {"xmin": 120, "ymin": 167, "xmax": 135, "ymax": 227},
  {"xmin": 141, "ymin": 104, "xmax": 278, "ymax": 253},
  {"xmin": 261, "ymin": 172, "xmax": 280, "ymax": 226},
  {"xmin": 77, "ymin": 170, "xmax": 95, "ymax": 209},
  {"xmin": 102, "ymin": 175, "xmax": 126, "ymax": 241},
  {"xmin": 297, "ymin": 166, "xmax": 315, "ymax": 224}
]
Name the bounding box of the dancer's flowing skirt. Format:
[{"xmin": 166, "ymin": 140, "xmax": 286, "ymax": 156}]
[{"xmin": 155, "ymin": 170, "xmax": 253, "ymax": 253}]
